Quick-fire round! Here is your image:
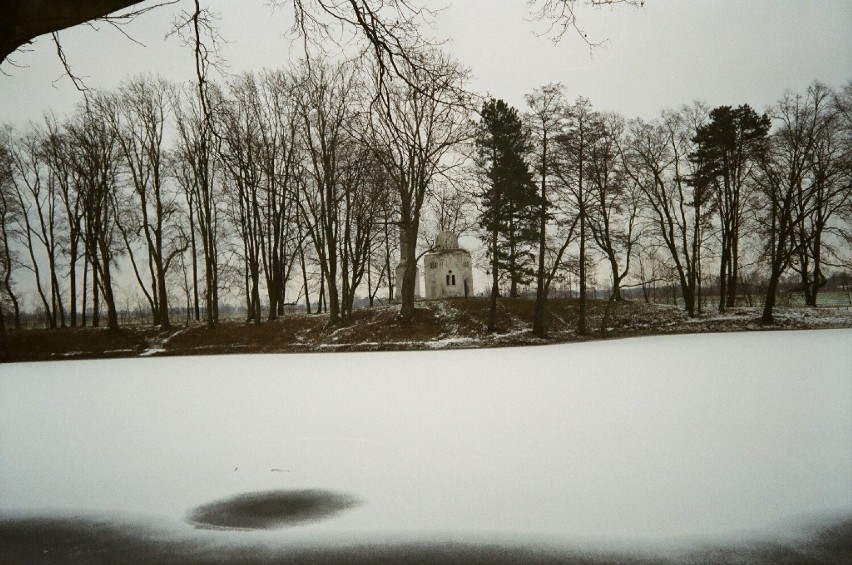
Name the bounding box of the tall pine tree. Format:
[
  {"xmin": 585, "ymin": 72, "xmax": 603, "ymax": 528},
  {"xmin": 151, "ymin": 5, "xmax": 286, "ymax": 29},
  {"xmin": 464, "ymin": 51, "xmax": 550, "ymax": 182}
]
[
  {"xmin": 691, "ymin": 104, "xmax": 770, "ymax": 311},
  {"xmin": 476, "ymin": 99, "xmax": 540, "ymax": 331}
]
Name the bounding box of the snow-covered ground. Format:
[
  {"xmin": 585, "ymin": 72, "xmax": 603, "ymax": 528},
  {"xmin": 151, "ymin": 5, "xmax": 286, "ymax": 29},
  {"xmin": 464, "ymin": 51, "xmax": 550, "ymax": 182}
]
[{"xmin": 1, "ymin": 330, "xmax": 850, "ymax": 559}]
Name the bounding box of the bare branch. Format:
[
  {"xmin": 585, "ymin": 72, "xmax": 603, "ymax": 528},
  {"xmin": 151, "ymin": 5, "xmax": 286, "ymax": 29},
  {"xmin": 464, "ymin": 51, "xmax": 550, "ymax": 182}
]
[
  {"xmin": 105, "ymin": 0, "xmax": 181, "ymax": 22},
  {"xmin": 103, "ymin": 19, "xmax": 147, "ymax": 47},
  {"xmin": 51, "ymin": 33, "xmax": 89, "ymax": 93},
  {"xmin": 529, "ymin": 0, "xmax": 644, "ymax": 49},
  {"xmin": 1, "ymin": 1, "xmax": 147, "ymax": 63}
]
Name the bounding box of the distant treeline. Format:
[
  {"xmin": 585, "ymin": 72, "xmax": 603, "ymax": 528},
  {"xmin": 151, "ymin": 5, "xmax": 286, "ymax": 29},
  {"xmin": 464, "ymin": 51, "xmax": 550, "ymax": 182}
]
[{"xmin": 1, "ymin": 57, "xmax": 850, "ymax": 335}]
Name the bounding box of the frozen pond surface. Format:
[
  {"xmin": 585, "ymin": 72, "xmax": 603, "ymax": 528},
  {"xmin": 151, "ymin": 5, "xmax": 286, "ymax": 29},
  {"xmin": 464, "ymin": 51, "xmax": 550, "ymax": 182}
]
[{"xmin": 1, "ymin": 329, "xmax": 850, "ymax": 561}]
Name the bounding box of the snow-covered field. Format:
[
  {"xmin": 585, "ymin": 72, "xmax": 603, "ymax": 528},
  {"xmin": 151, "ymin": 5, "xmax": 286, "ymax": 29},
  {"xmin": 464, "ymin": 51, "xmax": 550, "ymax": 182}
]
[{"xmin": 1, "ymin": 330, "xmax": 850, "ymax": 560}]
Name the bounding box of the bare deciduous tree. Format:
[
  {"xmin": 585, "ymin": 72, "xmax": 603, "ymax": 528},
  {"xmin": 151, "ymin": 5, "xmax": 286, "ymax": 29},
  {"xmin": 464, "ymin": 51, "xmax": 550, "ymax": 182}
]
[
  {"xmin": 526, "ymin": 83, "xmax": 576, "ymax": 338},
  {"xmin": 292, "ymin": 59, "xmax": 360, "ymax": 325},
  {"xmin": 587, "ymin": 112, "xmax": 641, "ymax": 302},
  {"xmin": 6, "ymin": 125, "xmax": 68, "ymax": 328},
  {"xmin": 756, "ymin": 82, "xmax": 850, "ymax": 323},
  {"xmin": 0, "ymin": 126, "xmax": 22, "ymax": 330},
  {"xmin": 66, "ymin": 99, "xmax": 123, "ymax": 330},
  {"xmin": 368, "ymin": 51, "xmax": 472, "ymax": 321},
  {"xmin": 621, "ymin": 104, "xmax": 708, "ymax": 317},
  {"xmin": 104, "ymin": 75, "xmax": 184, "ymax": 329},
  {"xmin": 42, "ymin": 115, "xmax": 86, "ymax": 327},
  {"xmin": 174, "ymin": 84, "xmax": 222, "ymax": 328}
]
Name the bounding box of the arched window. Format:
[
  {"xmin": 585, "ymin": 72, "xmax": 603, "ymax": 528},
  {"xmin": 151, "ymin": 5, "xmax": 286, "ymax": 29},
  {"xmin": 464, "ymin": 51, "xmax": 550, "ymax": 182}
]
[{"xmin": 446, "ymin": 270, "xmax": 455, "ymax": 286}]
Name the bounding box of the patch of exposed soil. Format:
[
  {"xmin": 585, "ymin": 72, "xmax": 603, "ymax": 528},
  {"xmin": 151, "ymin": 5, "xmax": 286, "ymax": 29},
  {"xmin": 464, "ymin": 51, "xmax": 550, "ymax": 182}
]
[{"xmin": 2, "ymin": 326, "xmax": 154, "ymax": 362}]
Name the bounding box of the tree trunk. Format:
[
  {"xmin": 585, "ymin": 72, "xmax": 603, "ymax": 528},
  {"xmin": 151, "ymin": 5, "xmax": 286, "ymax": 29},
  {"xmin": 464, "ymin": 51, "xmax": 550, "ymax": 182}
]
[
  {"xmin": 398, "ymin": 223, "xmax": 418, "ymax": 321},
  {"xmin": 726, "ymin": 237, "xmax": 739, "ymax": 308},
  {"xmin": 0, "ymin": 299, "xmax": 7, "ymax": 360},
  {"xmin": 299, "ymin": 243, "xmax": 311, "ymax": 314},
  {"xmin": 577, "ymin": 175, "xmax": 588, "ymax": 336},
  {"xmin": 488, "ymin": 254, "xmax": 499, "ymax": 332},
  {"xmin": 91, "ymin": 249, "xmax": 100, "ymax": 327},
  {"xmin": 317, "ymin": 271, "xmax": 325, "ymax": 314},
  {"xmin": 99, "ymin": 256, "xmax": 119, "ymax": 330},
  {"xmin": 718, "ymin": 237, "xmax": 729, "ymax": 313},
  {"xmin": 807, "ymin": 229, "xmax": 824, "ymax": 307},
  {"xmin": 205, "ymin": 259, "xmax": 215, "ymax": 328},
  {"xmin": 156, "ymin": 259, "xmax": 170, "ymax": 329},
  {"xmin": 250, "ymin": 265, "xmax": 261, "ymax": 324},
  {"xmin": 508, "ymin": 212, "xmax": 518, "ymax": 298},
  {"xmin": 608, "ymin": 256, "xmax": 623, "ymax": 301},
  {"xmin": 81, "ymin": 254, "xmax": 88, "ymax": 327},
  {"xmin": 488, "ymin": 172, "xmax": 501, "ymax": 332},
  {"xmin": 267, "ymin": 260, "xmax": 280, "ymax": 322},
  {"xmin": 1, "ymin": 241, "xmax": 20, "ymax": 329},
  {"xmin": 68, "ymin": 242, "xmax": 78, "ymax": 327},
  {"xmin": 762, "ymin": 267, "xmax": 781, "ymax": 324},
  {"xmin": 532, "ymin": 155, "xmax": 548, "ymax": 339},
  {"xmin": 203, "ymin": 224, "xmax": 217, "ymax": 329},
  {"xmin": 190, "ymin": 211, "xmax": 200, "ymax": 322}
]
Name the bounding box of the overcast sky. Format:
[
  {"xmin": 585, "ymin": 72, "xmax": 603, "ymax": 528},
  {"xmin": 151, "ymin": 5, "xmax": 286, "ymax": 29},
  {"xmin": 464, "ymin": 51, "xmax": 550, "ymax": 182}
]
[{"xmin": 1, "ymin": 0, "xmax": 850, "ymax": 127}]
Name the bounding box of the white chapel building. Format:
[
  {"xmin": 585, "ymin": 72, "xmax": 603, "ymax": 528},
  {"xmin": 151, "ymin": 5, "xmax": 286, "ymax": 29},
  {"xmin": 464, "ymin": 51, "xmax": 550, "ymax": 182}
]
[{"xmin": 423, "ymin": 231, "xmax": 474, "ymax": 299}]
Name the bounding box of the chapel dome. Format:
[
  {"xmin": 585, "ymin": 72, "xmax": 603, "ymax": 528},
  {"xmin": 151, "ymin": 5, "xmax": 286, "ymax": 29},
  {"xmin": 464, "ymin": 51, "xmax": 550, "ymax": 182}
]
[{"xmin": 434, "ymin": 231, "xmax": 459, "ymax": 250}]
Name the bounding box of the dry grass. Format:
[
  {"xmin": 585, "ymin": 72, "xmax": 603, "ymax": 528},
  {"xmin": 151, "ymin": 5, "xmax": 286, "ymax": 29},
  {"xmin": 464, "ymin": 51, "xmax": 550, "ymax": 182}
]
[{"xmin": 3, "ymin": 297, "xmax": 851, "ymax": 363}]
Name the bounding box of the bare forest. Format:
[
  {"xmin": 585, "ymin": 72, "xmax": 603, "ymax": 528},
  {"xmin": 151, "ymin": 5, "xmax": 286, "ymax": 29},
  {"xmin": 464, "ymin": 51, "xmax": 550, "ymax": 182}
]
[{"xmin": 1, "ymin": 2, "xmax": 851, "ymax": 359}]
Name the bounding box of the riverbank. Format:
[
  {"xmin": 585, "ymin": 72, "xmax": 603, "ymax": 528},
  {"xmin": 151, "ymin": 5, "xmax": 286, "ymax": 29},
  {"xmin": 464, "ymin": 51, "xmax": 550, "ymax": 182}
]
[{"xmin": 4, "ymin": 297, "xmax": 851, "ymax": 362}]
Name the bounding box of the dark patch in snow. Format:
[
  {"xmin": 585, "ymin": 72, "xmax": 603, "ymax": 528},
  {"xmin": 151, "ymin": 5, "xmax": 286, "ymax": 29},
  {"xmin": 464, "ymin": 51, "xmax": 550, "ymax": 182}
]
[
  {"xmin": 1, "ymin": 512, "xmax": 850, "ymax": 564},
  {"xmin": 186, "ymin": 489, "xmax": 359, "ymax": 530}
]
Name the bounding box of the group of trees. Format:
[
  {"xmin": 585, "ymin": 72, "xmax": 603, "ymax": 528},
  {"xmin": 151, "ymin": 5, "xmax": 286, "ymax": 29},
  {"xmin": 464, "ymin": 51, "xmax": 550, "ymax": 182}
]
[
  {"xmin": 1, "ymin": 67, "xmax": 850, "ymax": 337},
  {"xmin": 475, "ymin": 80, "xmax": 851, "ymax": 335},
  {"xmin": 0, "ymin": 52, "xmax": 474, "ymax": 334}
]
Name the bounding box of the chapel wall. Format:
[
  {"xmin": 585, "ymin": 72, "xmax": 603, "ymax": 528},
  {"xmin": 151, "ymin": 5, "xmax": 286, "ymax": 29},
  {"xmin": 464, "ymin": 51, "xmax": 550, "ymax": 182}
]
[{"xmin": 424, "ymin": 249, "xmax": 473, "ymax": 299}]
